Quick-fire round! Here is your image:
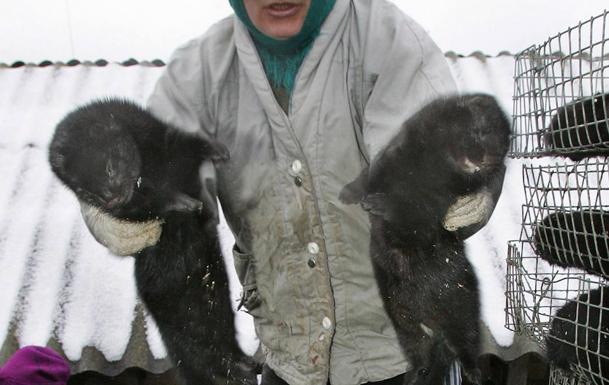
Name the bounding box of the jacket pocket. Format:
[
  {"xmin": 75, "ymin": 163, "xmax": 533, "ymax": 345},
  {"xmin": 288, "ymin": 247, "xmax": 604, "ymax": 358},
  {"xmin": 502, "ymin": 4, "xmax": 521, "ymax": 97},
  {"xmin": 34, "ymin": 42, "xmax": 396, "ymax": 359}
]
[{"xmin": 233, "ymin": 245, "xmax": 262, "ymax": 313}]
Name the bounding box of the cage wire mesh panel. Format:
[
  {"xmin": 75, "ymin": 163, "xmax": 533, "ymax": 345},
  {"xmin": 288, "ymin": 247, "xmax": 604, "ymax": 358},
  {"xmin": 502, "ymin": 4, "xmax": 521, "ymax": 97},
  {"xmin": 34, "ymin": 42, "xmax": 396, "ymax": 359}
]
[
  {"xmin": 504, "ymin": 159, "xmax": 609, "ymax": 384},
  {"xmin": 505, "ymin": 240, "xmax": 603, "ymax": 342},
  {"xmin": 506, "ymin": 239, "xmax": 609, "ymax": 384},
  {"xmin": 522, "ymin": 160, "xmax": 609, "ymax": 278},
  {"xmin": 511, "ymin": 11, "xmax": 609, "ymax": 159},
  {"xmin": 550, "ymin": 364, "xmax": 600, "ymax": 385},
  {"xmin": 506, "ymin": 10, "xmax": 609, "ymax": 384}
]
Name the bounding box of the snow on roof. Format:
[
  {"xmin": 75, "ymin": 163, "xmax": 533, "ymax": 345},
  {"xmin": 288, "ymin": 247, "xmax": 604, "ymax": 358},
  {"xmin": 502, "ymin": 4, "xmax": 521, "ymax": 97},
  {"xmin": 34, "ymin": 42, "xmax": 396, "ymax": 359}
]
[
  {"xmin": 0, "ymin": 62, "xmax": 173, "ymax": 375},
  {"xmin": 0, "ymin": 54, "xmax": 533, "ymax": 375}
]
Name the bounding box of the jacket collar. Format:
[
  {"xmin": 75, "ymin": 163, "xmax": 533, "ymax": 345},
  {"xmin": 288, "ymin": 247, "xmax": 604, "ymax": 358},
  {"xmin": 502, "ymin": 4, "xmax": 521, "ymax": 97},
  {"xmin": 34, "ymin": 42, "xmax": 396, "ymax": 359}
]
[{"xmin": 233, "ymin": 0, "xmax": 350, "ymax": 120}]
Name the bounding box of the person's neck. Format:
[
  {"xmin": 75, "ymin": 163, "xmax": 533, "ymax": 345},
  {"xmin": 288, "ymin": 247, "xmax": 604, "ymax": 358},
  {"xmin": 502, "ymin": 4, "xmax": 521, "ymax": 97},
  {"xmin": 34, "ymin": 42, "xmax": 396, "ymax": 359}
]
[{"xmin": 230, "ymin": 0, "xmax": 336, "ymax": 93}]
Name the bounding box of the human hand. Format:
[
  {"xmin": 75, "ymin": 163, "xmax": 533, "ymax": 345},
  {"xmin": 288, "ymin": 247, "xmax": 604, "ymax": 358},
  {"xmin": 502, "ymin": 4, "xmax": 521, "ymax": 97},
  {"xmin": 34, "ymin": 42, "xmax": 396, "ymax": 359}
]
[{"xmin": 79, "ymin": 201, "xmax": 163, "ymax": 256}]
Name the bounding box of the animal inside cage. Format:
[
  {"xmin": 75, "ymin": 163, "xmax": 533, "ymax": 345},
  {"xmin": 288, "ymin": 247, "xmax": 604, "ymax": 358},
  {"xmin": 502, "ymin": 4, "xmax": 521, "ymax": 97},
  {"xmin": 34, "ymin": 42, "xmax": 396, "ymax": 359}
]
[
  {"xmin": 521, "ymin": 159, "xmax": 609, "ymax": 278},
  {"xmin": 505, "ymin": 158, "xmax": 609, "ymax": 384},
  {"xmin": 511, "ymin": 10, "xmax": 609, "ymax": 159},
  {"xmin": 505, "ymin": 241, "xmax": 608, "ymax": 384}
]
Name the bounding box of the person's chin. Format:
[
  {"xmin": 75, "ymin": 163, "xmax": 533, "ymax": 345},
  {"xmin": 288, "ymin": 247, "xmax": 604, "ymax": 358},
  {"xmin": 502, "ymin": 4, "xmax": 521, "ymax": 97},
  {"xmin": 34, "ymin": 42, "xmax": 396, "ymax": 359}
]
[{"xmin": 262, "ymin": 20, "xmax": 305, "ymax": 39}]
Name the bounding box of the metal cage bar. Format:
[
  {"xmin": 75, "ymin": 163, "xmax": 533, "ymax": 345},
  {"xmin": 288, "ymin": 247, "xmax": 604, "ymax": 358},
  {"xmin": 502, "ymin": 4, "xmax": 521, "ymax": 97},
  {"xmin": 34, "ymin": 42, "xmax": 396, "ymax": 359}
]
[
  {"xmin": 511, "ymin": 10, "xmax": 609, "ymax": 158},
  {"xmin": 520, "ymin": 160, "xmax": 609, "ymax": 279},
  {"xmin": 508, "ymin": 10, "xmax": 609, "ymax": 385},
  {"xmin": 505, "ymin": 241, "xmax": 602, "ymax": 339},
  {"xmin": 550, "ymin": 364, "xmax": 595, "ymax": 385},
  {"xmin": 505, "ymin": 159, "xmax": 609, "ymax": 383},
  {"xmin": 505, "ymin": 240, "xmax": 608, "ymax": 384}
]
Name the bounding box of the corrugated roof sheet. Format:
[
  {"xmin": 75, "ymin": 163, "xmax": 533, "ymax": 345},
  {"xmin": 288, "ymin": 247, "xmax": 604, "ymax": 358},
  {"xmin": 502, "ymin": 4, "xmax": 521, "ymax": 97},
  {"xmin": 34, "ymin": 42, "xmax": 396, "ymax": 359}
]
[
  {"xmin": 0, "ymin": 55, "xmax": 536, "ymax": 375},
  {"xmin": 0, "ymin": 51, "xmax": 517, "ymax": 69},
  {"xmin": 0, "ymin": 63, "xmax": 175, "ymax": 375}
]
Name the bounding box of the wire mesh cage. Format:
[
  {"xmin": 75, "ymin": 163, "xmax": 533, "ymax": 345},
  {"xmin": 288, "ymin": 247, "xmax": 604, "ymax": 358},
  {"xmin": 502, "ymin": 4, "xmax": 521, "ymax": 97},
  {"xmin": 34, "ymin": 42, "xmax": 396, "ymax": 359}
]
[
  {"xmin": 505, "ymin": 239, "xmax": 608, "ymax": 384},
  {"xmin": 511, "ymin": 10, "xmax": 609, "ymax": 158},
  {"xmin": 504, "ymin": 158, "xmax": 609, "ymax": 384},
  {"xmin": 521, "ymin": 159, "xmax": 609, "ymax": 278},
  {"xmin": 550, "ymin": 364, "xmax": 602, "ymax": 385},
  {"xmin": 505, "ymin": 240, "xmax": 602, "ymax": 341}
]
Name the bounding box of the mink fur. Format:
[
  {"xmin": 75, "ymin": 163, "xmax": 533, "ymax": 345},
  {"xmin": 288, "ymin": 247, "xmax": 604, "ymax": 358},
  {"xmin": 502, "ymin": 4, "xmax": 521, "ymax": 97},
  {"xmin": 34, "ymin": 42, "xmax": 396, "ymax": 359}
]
[
  {"xmin": 342, "ymin": 94, "xmax": 510, "ymax": 384},
  {"xmin": 547, "ymin": 286, "xmax": 609, "ymax": 381},
  {"xmin": 532, "ymin": 210, "xmax": 609, "ymax": 279},
  {"xmin": 49, "ymin": 98, "xmax": 257, "ymax": 385},
  {"xmin": 543, "ymin": 93, "xmax": 609, "ymax": 160}
]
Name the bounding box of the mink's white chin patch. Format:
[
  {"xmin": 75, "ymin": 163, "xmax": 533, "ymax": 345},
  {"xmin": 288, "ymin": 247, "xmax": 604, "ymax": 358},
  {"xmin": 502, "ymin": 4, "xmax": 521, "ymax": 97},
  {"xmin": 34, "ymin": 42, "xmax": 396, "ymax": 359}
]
[{"xmin": 458, "ymin": 157, "xmax": 481, "ymax": 174}]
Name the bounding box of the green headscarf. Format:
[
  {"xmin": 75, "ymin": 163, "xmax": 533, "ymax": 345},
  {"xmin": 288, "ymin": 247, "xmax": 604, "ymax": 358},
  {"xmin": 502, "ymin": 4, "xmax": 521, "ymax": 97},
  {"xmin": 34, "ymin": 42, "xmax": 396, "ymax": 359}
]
[{"xmin": 229, "ymin": 0, "xmax": 336, "ymax": 94}]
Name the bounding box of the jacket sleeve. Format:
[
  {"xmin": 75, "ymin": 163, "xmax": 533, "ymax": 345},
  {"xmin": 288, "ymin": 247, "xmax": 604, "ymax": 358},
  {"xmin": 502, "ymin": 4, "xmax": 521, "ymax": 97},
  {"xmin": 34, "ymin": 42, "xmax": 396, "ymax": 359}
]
[
  {"xmin": 146, "ymin": 39, "xmax": 216, "ymax": 138},
  {"xmin": 146, "ymin": 39, "xmax": 224, "ymax": 222},
  {"xmin": 360, "ymin": 2, "xmax": 458, "ymax": 160},
  {"xmin": 360, "ymin": 2, "xmax": 504, "ymax": 235}
]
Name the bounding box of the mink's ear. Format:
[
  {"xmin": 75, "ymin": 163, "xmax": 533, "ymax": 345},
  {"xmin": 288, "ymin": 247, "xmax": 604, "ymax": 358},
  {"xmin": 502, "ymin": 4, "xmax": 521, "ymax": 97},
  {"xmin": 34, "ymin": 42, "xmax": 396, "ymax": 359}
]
[
  {"xmin": 48, "ymin": 139, "xmax": 68, "ymax": 175},
  {"xmin": 339, "ymin": 167, "xmax": 369, "ymax": 204},
  {"xmin": 48, "ymin": 149, "xmax": 78, "ymax": 191}
]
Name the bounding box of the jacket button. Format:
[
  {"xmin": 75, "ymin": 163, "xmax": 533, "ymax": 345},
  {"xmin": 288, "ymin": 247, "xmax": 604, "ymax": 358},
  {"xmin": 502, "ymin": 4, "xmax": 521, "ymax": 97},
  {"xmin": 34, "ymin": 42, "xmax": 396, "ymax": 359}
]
[
  {"xmin": 294, "ymin": 176, "xmax": 303, "ymax": 186},
  {"xmin": 307, "ymin": 242, "xmax": 319, "ymax": 254},
  {"xmin": 291, "ymin": 160, "xmax": 303, "ymax": 173},
  {"xmin": 322, "ymin": 317, "xmax": 332, "ymax": 330},
  {"xmin": 308, "ymin": 258, "xmax": 316, "ymax": 268}
]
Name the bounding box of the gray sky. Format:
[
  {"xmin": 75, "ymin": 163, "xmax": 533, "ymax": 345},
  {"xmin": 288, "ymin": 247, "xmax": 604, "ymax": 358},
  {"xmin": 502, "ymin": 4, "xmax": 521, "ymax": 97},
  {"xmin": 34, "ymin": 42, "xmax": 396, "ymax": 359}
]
[{"xmin": 1, "ymin": 0, "xmax": 607, "ymax": 62}]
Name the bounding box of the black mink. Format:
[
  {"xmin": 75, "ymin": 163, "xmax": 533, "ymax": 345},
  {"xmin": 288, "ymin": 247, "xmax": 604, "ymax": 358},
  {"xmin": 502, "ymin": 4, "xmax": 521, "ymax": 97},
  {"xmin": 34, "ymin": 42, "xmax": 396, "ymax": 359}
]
[
  {"xmin": 547, "ymin": 286, "xmax": 609, "ymax": 382},
  {"xmin": 532, "ymin": 210, "xmax": 609, "ymax": 279},
  {"xmin": 49, "ymin": 98, "xmax": 257, "ymax": 385},
  {"xmin": 543, "ymin": 93, "xmax": 609, "ymax": 160},
  {"xmin": 341, "ymin": 94, "xmax": 510, "ymax": 384}
]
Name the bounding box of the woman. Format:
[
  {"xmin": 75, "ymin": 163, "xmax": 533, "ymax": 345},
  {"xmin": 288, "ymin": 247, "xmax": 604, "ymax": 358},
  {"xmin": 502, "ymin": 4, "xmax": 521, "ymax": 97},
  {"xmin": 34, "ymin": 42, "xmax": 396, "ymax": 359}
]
[{"xmin": 82, "ymin": 0, "xmax": 501, "ymax": 384}]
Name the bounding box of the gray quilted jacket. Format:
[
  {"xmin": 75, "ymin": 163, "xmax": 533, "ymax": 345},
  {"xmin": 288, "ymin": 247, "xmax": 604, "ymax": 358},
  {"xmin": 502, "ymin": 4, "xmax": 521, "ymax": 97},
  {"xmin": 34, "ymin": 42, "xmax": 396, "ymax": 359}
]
[{"xmin": 146, "ymin": 0, "xmax": 457, "ymax": 383}]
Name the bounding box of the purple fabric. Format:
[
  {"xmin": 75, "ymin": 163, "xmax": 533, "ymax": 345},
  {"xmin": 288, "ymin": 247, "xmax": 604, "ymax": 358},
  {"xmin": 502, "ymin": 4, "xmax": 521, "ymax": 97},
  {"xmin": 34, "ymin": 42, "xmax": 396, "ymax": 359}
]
[{"xmin": 0, "ymin": 346, "xmax": 70, "ymax": 385}]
